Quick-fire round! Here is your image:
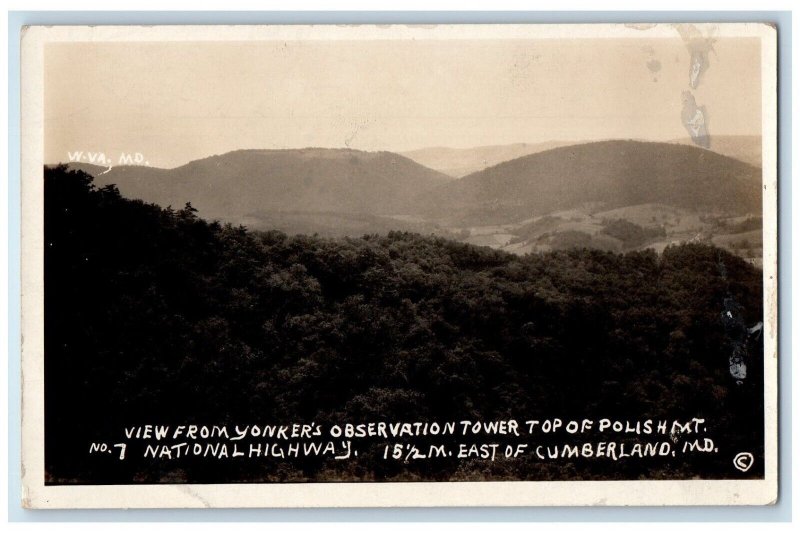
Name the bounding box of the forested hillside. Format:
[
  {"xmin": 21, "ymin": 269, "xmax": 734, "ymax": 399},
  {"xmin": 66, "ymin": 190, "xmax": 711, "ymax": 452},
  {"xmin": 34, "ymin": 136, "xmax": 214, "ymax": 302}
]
[
  {"xmin": 419, "ymin": 140, "xmax": 762, "ymax": 226},
  {"xmin": 45, "ymin": 166, "xmax": 764, "ymax": 484},
  {"xmin": 69, "ymin": 148, "xmax": 450, "ymax": 224}
]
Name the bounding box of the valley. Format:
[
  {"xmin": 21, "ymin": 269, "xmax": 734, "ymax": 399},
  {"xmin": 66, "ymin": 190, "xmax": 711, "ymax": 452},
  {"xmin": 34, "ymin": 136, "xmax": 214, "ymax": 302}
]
[{"xmin": 60, "ymin": 138, "xmax": 764, "ymax": 268}]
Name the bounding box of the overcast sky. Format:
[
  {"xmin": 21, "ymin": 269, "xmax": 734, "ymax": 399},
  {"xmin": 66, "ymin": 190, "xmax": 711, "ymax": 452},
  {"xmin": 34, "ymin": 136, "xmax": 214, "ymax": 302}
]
[{"xmin": 45, "ymin": 36, "xmax": 761, "ymax": 168}]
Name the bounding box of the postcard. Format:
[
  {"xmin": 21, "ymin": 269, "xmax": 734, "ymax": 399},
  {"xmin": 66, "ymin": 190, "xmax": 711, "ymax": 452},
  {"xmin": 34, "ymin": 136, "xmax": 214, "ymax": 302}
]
[{"xmin": 20, "ymin": 22, "xmax": 778, "ymax": 508}]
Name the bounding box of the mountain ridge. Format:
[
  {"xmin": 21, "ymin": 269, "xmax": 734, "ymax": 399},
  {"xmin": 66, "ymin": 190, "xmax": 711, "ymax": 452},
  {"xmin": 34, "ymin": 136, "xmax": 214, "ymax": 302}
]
[
  {"xmin": 60, "ymin": 148, "xmax": 451, "ymax": 224},
  {"xmin": 416, "ymin": 139, "xmax": 761, "ymax": 225},
  {"xmin": 401, "ymin": 135, "xmax": 761, "ymax": 177}
]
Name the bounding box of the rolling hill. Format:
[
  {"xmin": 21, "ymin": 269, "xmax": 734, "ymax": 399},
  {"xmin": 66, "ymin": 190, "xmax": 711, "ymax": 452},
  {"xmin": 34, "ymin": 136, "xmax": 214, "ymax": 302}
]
[
  {"xmin": 402, "ymin": 135, "xmax": 761, "ymax": 178},
  {"xmin": 57, "ymin": 140, "xmax": 764, "ymax": 263},
  {"xmin": 417, "ymin": 140, "xmax": 762, "ymax": 226},
  {"xmin": 62, "ymin": 148, "xmax": 451, "ymax": 227},
  {"xmin": 400, "ymin": 135, "xmax": 761, "ymax": 178}
]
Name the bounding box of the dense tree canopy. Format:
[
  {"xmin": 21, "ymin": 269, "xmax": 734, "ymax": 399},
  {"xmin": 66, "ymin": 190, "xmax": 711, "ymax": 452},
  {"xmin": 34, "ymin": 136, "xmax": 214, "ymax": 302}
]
[{"xmin": 44, "ymin": 166, "xmax": 764, "ymax": 483}]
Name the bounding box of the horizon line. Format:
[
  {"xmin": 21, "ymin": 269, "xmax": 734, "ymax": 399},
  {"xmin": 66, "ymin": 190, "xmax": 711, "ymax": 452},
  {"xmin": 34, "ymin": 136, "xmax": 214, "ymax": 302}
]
[{"xmin": 48, "ymin": 134, "xmax": 763, "ymax": 171}]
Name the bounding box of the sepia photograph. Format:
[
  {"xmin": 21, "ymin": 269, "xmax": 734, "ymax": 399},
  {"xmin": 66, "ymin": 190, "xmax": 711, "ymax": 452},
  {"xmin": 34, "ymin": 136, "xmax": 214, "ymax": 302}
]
[{"xmin": 20, "ymin": 22, "xmax": 778, "ymax": 508}]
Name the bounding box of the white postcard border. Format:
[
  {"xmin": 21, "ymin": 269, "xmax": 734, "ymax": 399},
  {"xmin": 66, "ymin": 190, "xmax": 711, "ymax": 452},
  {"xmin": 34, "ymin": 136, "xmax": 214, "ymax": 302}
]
[{"xmin": 20, "ymin": 22, "xmax": 779, "ymax": 509}]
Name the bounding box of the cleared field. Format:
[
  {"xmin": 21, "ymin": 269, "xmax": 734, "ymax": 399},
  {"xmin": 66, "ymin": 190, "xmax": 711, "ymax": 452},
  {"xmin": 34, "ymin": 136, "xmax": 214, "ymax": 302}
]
[
  {"xmin": 464, "ymin": 233, "xmax": 516, "ymax": 248},
  {"xmin": 712, "ymin": 229, "xmax": 763, "ymax": 248},
  {"xmin": 595, "ymin": 203, "xmax": 692, "ymax": 227}
]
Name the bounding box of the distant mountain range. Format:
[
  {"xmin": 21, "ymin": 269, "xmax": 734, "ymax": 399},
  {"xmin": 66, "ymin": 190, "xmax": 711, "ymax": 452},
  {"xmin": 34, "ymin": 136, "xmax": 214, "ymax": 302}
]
[
  {"xmin": 66, "ymin": 148, "xmax": 450, "ymax": 225},
  {"xmin": 416, "ymin": 140, "xmax": 761, "ymax": 226},
  {"xmin": 402, "ymin": 135, "xmax": 761, "ymax": 177},
  {"xmin": 57, "ymin": 139, "xmax": 763, "ymax": 265}
]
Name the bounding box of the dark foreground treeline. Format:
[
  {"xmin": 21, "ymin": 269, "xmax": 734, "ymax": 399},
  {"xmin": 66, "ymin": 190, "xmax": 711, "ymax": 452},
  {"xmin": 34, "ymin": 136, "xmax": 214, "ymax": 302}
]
[{"xmin": 44, "ymin": 166, "xmax": 764, "ymax": 484}]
